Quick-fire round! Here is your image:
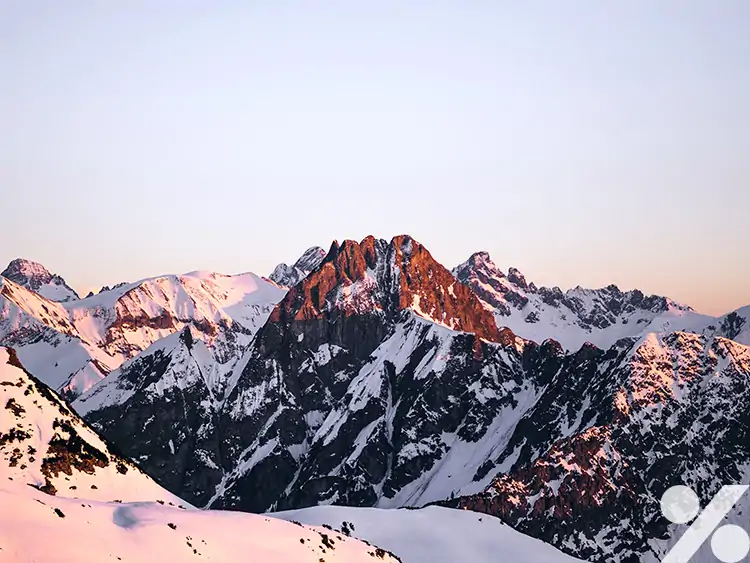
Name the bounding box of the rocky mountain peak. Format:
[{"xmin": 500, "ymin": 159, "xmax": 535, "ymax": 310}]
[
  {"xmin": 269, "ymin": 246, "xmax": 327, "ymax": 288},
  {"xmin": 295, "ymin": 246, "xmax": 327, "ymax": 271},
  {"xmin": 453, "ymin": 251, "xmax": 503, "ymax": 280},
  {"xmin": 1, "ymin": 258, "xmax": 79, "ymax": 302},
  {"xmin": 2, "ymin": 258, "xmax": 52, "ymax": 283},
  {"xmin": 270, "ymin": 235, "xmax": 501, "ymax": 342},
  {"xmin": 469, "ymin": 251, "xmax": 494, "ymax": 267},
  {"xmin": 453, "ymin": 254, "xmax": 529, "ymax": 316}
]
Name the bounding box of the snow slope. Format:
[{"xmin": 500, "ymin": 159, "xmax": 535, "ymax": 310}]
[
  {"xmin": 0, "ymin": 482, "xmax": 401, "ymax": 563},
  {"xmin": 274, "ymin": 505, "xmax": 584, "ymax": 563},
  {"xmin": 0, "ymin": 347, "xmax": 182, "ymax": 504},
  {"xmin": 73, "ymin": 327, "xmax": 215, "ymax": 417},
  {"xmin": 65, "ymin": 270, "xmax": 285, "ymax": 358},
  {"xmin": 0, "ymin": 277, "xmax": 117, "ymax": 398},
  {"xmin": 0, "ymin": 268, "xmax": 285, "ymax": 398}
]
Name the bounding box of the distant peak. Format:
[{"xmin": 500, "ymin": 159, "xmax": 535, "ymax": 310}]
[
  {"xmin": 453, "ymin": 251, "xmax": 504, "ymax": 278},
  {"xmin": 1, "ymin": 258, "xmax": 79, "ymax": 302},
  {"xmin": 96, "ymin": 281, "xmax": 129, "ymax": 294},
  {"xmin": 269, "ymin": 245, "xmax": 328, "ymax": 288},
  {"xmin": 470, "ymin": 251, "xmax": 491, "ymax": 262},
  {"xmin": 294, "ymin": 246, "xmax": 326, "ymax": 270},
  {"xmin": 2, "ymin": 258, "xmax": 52, "ymax": 281}
]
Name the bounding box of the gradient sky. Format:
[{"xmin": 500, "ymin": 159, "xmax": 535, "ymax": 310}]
[{"xmin": 2, "ymin": 1, "xmax": 748, "ymax": 314}]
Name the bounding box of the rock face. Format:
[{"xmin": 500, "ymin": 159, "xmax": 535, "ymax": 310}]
[
  {"xmin": 269, "ymin": 246, "xmax": 327, "ymax": 288},
  {"xmin": 446, "ymin": 332, "xmax": 750, "ymax": 562},
  {"xmin": 453, "ymin": 251, "xmax": 707, "ymax": 351},
  {"xmin": 75, "ymin": 327, "xmax": 225, "ymax": 506},
  {"xmin": 271, "ymin": 236, "xmax": 500, "ymax": 341},
  {"xmin": 2, "ymin": 258, "xmax": 80, "ymax": 302}
]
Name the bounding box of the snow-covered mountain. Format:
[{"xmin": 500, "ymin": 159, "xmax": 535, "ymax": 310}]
[
  {"xmin": 77, "ymin": 235, "xmax": 526, "ymax": 511},
  {"xmin": 453, "ymin": 251, "xmax": 727, "ymax": 351},
  {"xmin": 447, "ymin": 331, "xmax": 750, "ymax": 562},
  {"xmin": 275, "ymin": 505, "xmax": 585, "ymax": 563},
  {"xmin": 0, "ymin": 340, "xmax": 578, "ymax": 563},
  {"xmin": 1, "ymin": 258, "xmax": 80, "ymax": 302},
  {"xmin": 270, "ymin": 246, "xmax": 327, "ymax": 287},
  {"xmin": 0, "ymin": 346, "xmax": 402, "ymax": 563},
  {"xmin": 0, "ymin": 276, "xmax": 116, "ymax": 398},
  {"xmin": 0, "ymin": 486, "xmax": 403, "ymax": 563},
  {"xmin": 0, "ymin": 265, "xmax": 285, "ymax": 398}
]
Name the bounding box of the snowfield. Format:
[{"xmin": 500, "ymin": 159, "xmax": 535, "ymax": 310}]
[
  {"xmin": 274, "ymin": 505, "xmax": 585, "ymax": 563},
  {"xmin": 0, "ymin": 482, "xmax": 401, "ymax": 563}
]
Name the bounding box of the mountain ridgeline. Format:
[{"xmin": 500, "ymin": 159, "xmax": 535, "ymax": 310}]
[{"xmin": 2, "ymin": 235, "xmax": 749, "ymax": 563}]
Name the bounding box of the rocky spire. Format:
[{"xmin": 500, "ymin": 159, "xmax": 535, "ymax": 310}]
[{"xmin": 270, "ymin": 235, "xmax": 502, "ymax": 343}]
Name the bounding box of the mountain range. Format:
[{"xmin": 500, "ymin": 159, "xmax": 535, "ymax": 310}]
[{"xmin": 1, "ymin": 235, "xmax": 748, "ymax": 562}]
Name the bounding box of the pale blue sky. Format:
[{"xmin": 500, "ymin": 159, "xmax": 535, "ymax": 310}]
[{"xmin": 2, "ymin": 1, "xmax": 748, "ymax": 314}]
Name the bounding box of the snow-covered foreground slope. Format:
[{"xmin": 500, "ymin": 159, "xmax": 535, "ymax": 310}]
[
  {"xmin": 0, "ymin": 346, "xmax": 401, "ymax": 563},
  {"xmin": 0, "ymin": 483, "xmax": 401, "ymax": 563},
  {"xmin": 0, "ymin": 267, "xmax": 285, "ymax": 398},
  {"xmin": 0, "ymin": 347, "xmax": 182, "ymax": 503},
  {"xmin": 274, "ymin": 505, "xmax": 584, "ymax": 563}
]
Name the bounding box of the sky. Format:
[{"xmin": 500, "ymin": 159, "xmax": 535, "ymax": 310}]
[{"xmin": 1, "ymin": 1, "xmax": 748, "ymax": 315}]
